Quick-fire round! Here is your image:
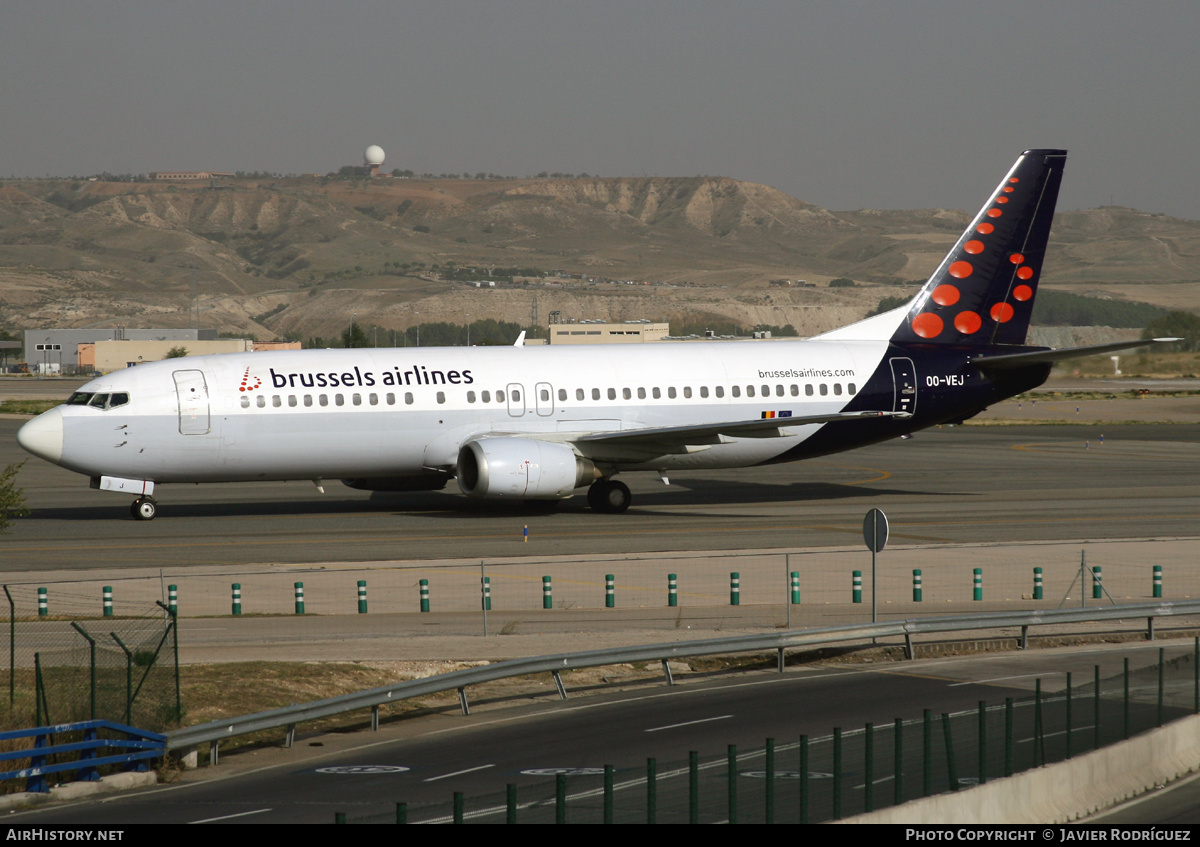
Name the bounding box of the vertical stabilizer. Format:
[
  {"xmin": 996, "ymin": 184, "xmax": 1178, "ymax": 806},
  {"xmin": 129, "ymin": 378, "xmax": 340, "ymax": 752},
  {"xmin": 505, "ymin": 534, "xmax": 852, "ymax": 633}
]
[{"xmin": 818, "ymin": 149, "xmax": 1066, "ymax": 346}]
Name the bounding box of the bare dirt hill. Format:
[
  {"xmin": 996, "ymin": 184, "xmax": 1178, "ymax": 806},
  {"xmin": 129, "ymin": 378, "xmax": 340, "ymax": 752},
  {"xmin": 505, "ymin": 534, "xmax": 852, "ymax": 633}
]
[{"xmin": 0, "ymin": 176, "xmax": 1197, "ymax": 341}]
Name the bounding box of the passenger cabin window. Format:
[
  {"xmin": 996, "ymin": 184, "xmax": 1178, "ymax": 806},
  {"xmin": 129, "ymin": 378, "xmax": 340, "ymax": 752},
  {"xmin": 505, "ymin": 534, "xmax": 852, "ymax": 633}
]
[
  {"xmin": 591, "ymin": 388, "xmax": 600, "ymax": 401},
  {"xmin": 404, "ymin": 392, "xmax": 414, "ymax": 405},
  {"xmin": 834, "ymin": 384, "xmax": 843, "ymax": 396},
  {"xmin": 320, "ymin": 394, "xmax": 329, "ymax": 406},
  {"xmin": 576, "ymin": 388, "xmax": 585, "ymax": 401},
  {"xmin": 436, "ymin": 391, "xmax": 446, "ymax": 404},
  {"xmin": 288, "ymin": 395, "xmax": 297, "ymax": 407},
  {"xmin": 805, "ymin": 385, "xmax": 814, "ymax": 396},
  {"xmin": 746, "ymin": 386, "xmax": 755, "ymax": 398},
  {"xmin": 622, "ymin": 388, "xmax": 631, "ymax": 400},
  {"xmin": 683, "ymin": 387, "xmax": 692, "ymax": 399},
  {"xmin": 731, "ymin": 386, "xmax": 741, "ymax": 398},
  {"xmin": 467, "ymin": 391, "xmax": 477, "ymax": 403},
  {"xmin": 558, "ymin": 389, "xmax": 567, "ymax": 401},
  {"xmin": 819, "ymin": 384, "xmax": 828, "ymax": 396},
  {"xmin": 667, "ymin": 387, "xmax": 677, "ymax": 399},
  {"xmin": 482, "ymin": 390, "xmax": 491, "ymax": 403},
  {"xmin": 700, "ymin": 386, "xmax": 709, "ymax": 398},
  {"xmin": 652, "ymin": 387, "xmax": 661, "ymax": 399},
  {"xmin": 715, "ymin": 386, "xmax": 724, "ymax": 398},
  {"xmin": 607, "ymin": 388, "xmax": 616, "ymax": 400},
  {"xmin": 638, "ymin": 387, "xmax": 646, "ymax": 399},
  {"xmin": 848, "ymin": 383, "xmax": 857, "ymax": 395},
  {"xmin": 240, "ymin": 397, "xmax": 250, "ymax": 408}
]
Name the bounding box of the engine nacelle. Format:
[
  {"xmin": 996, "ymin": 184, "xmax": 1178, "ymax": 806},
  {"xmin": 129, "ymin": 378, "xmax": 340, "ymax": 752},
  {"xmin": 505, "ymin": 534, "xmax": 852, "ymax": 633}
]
[{"xmin": 457, "ymin": 438, "xmax": 598, "ymax": 500}]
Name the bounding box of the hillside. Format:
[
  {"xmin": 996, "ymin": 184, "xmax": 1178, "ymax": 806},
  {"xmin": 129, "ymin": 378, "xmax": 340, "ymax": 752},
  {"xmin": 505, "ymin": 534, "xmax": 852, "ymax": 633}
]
[{"xmin": 0, "ymin": 175, "xmax": 1197, "ymax": 341}]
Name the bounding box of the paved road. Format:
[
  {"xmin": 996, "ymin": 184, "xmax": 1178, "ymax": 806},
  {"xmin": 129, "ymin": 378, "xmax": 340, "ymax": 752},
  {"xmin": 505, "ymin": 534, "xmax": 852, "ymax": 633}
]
[
  {"xmin": 2, "ymin": 418, "xmax": 1198, "ymax": 569},
  {"xmin": 11, "ymin": 639, "xmax": 1191, "ymax": 824}
]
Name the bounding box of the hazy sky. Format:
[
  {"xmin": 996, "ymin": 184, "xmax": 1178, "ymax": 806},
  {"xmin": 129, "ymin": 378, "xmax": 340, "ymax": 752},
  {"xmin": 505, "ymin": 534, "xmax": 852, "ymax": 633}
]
[{"xmin": 5, "ymin": 1, "xmax": 1199, "ymax": 219}]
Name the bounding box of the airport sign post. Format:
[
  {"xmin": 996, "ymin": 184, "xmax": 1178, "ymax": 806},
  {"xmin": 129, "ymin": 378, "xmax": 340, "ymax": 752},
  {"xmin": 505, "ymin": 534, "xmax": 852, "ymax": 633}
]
[{"xmin": 863, "ymin": 508, "xmax": 889, "ymax": 623}]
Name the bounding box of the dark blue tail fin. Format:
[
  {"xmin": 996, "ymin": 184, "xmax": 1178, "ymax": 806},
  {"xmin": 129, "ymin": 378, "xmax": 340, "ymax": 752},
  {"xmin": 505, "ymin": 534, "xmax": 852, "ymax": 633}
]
[{"xmin": 889, "ymin": 149, "xmax": 1066, "ymax": 347}]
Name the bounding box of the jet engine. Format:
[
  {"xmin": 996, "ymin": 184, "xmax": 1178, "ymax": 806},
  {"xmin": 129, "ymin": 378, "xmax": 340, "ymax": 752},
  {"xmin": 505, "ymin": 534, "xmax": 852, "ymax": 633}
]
[{"xmin": 456, "ymin": 438, "xmax": 598, "ymax": 500}]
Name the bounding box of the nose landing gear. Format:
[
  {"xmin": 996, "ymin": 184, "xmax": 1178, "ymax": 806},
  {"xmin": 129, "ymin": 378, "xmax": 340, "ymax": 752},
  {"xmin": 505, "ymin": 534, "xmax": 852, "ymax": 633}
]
[{"xmin": 130, "ymin": 497, "xmax": 157, "ymax": 521}]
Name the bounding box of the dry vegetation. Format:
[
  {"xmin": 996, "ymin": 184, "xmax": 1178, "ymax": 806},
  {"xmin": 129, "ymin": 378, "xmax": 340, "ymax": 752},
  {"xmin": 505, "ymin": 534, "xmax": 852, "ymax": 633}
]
[{"xmin": 1, "ymin": 175, "xmax": 1197, "ymax": 342}]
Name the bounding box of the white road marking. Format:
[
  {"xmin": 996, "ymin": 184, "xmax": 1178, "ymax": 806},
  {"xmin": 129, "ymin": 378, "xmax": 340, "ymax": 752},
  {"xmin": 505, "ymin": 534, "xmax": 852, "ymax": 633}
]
[
  {"xmin": 190, "ymin": 808, "xmax": 272, "ymax": 823},
  {"xmin": 645, "ymin": 714, "xmax": 733, "ymax": 732},
  {"xmin": 424, "ymin": 763, "xmax": 495, "ymax": 782}
]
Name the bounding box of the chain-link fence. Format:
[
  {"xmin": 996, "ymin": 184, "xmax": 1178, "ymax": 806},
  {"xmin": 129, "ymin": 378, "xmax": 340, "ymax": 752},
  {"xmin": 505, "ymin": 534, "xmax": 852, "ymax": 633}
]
[
  {"xmin": 5, "ymin": 540, "xmax": 1197, "ymax": 625},
  {"xmin": 2, "ymin": 588, "xmax": 180, "ymax": 733}
]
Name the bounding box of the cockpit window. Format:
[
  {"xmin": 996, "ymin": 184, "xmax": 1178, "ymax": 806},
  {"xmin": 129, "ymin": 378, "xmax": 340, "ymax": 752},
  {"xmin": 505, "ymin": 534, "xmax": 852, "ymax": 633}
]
[{"xmin": 67, "ymin": 391, "xmax": 130, "ymax": 410}]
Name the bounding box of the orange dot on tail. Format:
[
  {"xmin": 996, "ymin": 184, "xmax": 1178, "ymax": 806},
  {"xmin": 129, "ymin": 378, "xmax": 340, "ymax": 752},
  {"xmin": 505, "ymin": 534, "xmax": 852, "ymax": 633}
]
[
  {"xmin": 964, "ymin": 240, "xmax": 984, "ymax": 254},
  {"xmin": 990, "ymin": 302, "xmax": 1015, "ymax": 322},
  {"xmin": 1017, "ymin": 266, "xmax": 1034, "ymax": 279},
  {"xmin": 1009, "ymin": 253, "xmax": 1025, "ymax": 264},
  {"xmin": 1013, "ymin": 284, "xmax": 1033, "ymax": 301},
  {"xmin": 948, "ymin": 261, "xmax": 973, "ymax": 279},
  {"xmin": 1003, "ymin": 186, "xmax": 1014, "ymax": 193},
  {"xmin": 995, "ymin": 196, "xmax": 1009, "ymax": 204},
  {"xmin": 987, "ymin": 208, "xmax": 1003, "ymax": 218},
  {"xmin": 912, "ymin": 312, "xmax": 943, "ymax": 338},
  {"xmin": 955, "ymin": 311, "xmax": 982, "ymax": 334},
  {"xmin": 976, "ymin": 222, "xmax": 995, "ymax": 234},
  {"xmin": 932, "ymin": 284, "xmax": 960, "ymax": 306},
  {"xmin": 1009, "ymin": 177, "xmax": 1019, "ymax": 183}
]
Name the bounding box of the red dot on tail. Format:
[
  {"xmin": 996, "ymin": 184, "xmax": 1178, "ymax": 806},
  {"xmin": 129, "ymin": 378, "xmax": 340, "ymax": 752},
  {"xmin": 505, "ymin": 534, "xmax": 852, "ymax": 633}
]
[
  {"xmin": 912, "ymin": 312, "xmax": 943, "ymax": 338},
  {"xmin": 955, "ymin": 311, "xmax": 982, "ymax": 334}
]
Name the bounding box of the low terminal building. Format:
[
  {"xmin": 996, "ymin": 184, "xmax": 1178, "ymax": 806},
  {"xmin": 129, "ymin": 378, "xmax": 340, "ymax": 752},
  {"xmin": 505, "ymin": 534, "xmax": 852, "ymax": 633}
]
[
  {"xmin": 83, "ymin": 339, "xmax": 254, "ymax": 373},
  {"xmin": 548, "ymin": 321, "xmax": 669, "ymax": 345},
  {"xmin": 25, "ymin": 329, "xmax": 218, "ymax": 375}
]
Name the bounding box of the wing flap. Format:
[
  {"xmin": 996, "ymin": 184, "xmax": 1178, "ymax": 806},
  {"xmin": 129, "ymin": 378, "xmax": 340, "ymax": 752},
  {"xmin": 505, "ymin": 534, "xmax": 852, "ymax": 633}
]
[{"xmin": 575, "ymin": 409, "xmax": 909, "ymax": 452}]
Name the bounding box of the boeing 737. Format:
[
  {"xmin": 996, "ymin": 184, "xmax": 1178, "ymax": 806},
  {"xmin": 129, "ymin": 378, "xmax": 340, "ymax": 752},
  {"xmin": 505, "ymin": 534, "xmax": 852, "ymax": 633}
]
[{"xmin": 16, "ymin": 149, "xmax": 1173, "ymax": 519}]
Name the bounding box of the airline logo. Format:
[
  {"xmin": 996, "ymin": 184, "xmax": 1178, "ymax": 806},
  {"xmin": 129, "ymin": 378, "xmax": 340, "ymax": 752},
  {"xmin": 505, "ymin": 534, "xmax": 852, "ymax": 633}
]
[{"xmin": 238, "ymin": 367, "xmax": 262, "ymax": 393}]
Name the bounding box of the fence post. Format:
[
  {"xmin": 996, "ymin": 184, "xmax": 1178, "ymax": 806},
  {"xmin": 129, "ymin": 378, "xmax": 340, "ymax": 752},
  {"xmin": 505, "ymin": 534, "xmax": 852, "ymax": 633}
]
[
  {"xmin": 293, "ymin": 582, "xmax": 304, "ymax": 615},
  {"xmin": 605, "ymin": 574, "xmax": 615, "ymax": 608},
  {"xmin": 231, "ymin": 583, "xmax": 242, "ymax": 616},
  {"xmin": 167, "ymin": 585, "xmax": 177, "ymax": 616},
  {"xmin": 730, "ymin": 572, "xmax": 740, "ymax": 606},
  {"xmin": 1033, "ymin": 567, "xmax": 1043, "ymax": 600},
  {"xmin": 542, "ymin": 576, "xmax": 552, "ymax": 610},
  {"xmin": 852, "ymin": 571, "xmax": 862, "ymax": 604},
  {"xmin": 1153, "ymin": 564, "xmax": 1163, "ymax": 598},
  {"xmin": 102, "ymin": 586, "xmax": 113, "ymax": 617},
  {"xmin": 37, "ymin": 587, "xmax": 47, "ymax": 616},
  {"xmin": 419, "ymin": 579, "xmax": 430, "ymax": 613},
  {"xmin": 790, "ymin": 572, "xmax": 801, "ymax": 605},
  {"xmin": 912, "ymin": 569, "xmax": 922, "ymax": 602},
  {"xmin": 357, "ymin": 580, "xmax": 367, "ymax": 614},
  {"xmin": 973, "ymin": 568, "xmax": 982, "ymax": 601},
  {"xmin": 1092, "ymin": 566, "xmax": 1103, "ymax": 599}
]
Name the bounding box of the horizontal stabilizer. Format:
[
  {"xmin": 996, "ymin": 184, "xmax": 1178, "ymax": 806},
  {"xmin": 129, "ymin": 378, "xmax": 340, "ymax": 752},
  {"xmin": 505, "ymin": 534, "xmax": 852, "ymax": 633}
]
[{"xmin": 970, "ymin": 338, "xmax": 1182, "ymax": 369}]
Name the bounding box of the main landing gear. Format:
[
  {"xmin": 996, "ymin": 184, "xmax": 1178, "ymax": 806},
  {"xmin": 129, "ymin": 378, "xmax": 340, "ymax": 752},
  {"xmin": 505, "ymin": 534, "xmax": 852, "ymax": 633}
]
[
  {"xmin": 587, "ymin": 479, "xmax": 631, "ymax": 514},
  {"xmin": 130, "ymin": 497, "xmax": 157, "ymax": 521}
]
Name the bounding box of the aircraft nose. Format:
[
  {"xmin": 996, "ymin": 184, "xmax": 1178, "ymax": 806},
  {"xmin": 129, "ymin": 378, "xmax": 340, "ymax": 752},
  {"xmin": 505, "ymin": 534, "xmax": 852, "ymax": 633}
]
[{"xmin": 17, "ymin": 406, "xmax": 64, "ymax": 464}]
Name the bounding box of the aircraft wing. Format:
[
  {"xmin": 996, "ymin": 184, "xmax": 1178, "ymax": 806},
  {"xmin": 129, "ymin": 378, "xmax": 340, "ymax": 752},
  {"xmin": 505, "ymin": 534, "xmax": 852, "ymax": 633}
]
[
  {"xmin": 970, "ymin": 338, "xmax": 1181, "ymax": 369},
  {"xmin": 572, "ymin": 410, "xmax": 909, "ymax": 456}
]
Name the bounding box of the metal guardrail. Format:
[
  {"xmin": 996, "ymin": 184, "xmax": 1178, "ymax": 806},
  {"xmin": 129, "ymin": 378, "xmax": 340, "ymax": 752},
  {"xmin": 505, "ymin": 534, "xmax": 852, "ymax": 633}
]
[{"xmin": 168, "ymin": 601, "xmax": 1200, "ymax": 760}]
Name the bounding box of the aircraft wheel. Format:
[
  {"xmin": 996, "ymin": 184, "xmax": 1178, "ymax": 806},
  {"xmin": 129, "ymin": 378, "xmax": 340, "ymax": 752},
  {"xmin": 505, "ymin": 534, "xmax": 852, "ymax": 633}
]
[
  {"xmin": 131, "ymin": 497, "xmax": 157, "ymax": 521},
  {"xmin": 588, "ymin": 479, "xmax": 631, "ymax": 514}
]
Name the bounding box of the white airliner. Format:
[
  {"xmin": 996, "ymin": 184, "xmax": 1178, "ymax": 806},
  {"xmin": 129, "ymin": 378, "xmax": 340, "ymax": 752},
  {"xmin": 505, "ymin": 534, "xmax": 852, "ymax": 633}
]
[{"xmin": 16, "ymin": 150, "xmax": 1172, "ymax": 519}]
